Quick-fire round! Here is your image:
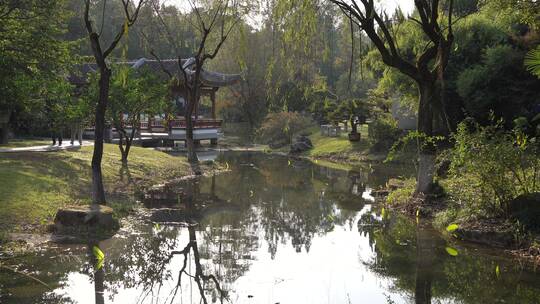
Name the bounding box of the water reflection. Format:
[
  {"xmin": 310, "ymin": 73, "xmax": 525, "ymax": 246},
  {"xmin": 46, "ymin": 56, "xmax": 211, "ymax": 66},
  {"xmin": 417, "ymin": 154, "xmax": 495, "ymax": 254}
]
[
  {"xmin": 358, "ymin": 209, "xmax": 540, "ymax": 304},
  {"xmin": 2, "ymin": 152, "xmax": 540, "ymax": 303}
]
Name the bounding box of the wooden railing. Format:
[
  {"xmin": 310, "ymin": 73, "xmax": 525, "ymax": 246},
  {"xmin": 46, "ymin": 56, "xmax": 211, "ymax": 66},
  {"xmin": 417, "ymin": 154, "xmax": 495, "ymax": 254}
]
[
  {"xmin": 139, "ymin": 119, "xmax": 223, "ymax": 131},
  {"xmin": 86, "ymin": 119, "xmax": 223, "ymax": 132},
  {"xmin": 169, "ymin": 119, "xmax": 223, "ymax": 129}
]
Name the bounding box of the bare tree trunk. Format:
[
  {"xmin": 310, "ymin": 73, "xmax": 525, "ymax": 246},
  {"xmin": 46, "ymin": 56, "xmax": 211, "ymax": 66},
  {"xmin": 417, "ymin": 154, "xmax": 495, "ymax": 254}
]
[
  {"xmin": 0, "ymin": 110, "xmax": 10, "ymax": 144},
  {"xmin": 0, "ymin": 123, "xmax": 8, "ymax": 145},
  {"xmin": 185, "ymin": 113, "xmax": 198, "ymax": 162},
  {"xmin": 123, "ymin": 127, "xmax": 136, "ymax": 164},
  {"xmin": 416, "ymin": 82, "xmax": 437, "ymax": 195},
  {"xmin": 91, "ymin": 69, "xmax": 111, "ymax": 205}
]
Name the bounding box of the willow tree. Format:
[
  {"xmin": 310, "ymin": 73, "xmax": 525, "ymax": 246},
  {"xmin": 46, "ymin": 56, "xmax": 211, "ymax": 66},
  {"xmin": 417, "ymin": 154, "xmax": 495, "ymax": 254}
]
[
  {"xmin": 330, "ymin": 0, "xmax": 455, "ymax": 195},
  {"xmin": 84, "ymin": 0, "xmax": 146, "ymax": 204}
]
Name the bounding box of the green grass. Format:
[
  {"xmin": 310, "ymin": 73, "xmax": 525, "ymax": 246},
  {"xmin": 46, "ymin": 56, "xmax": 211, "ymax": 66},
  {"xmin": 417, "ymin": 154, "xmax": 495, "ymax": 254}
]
[
  {"xmin": 0, "ymin": 139, "xmax": 52, "ymax": 148},
  {"xmin": 304, "ymin": 124, "xmax": 370, "ymax": 161},
  {"xmin": 0, "ymin": 144, "xmax": 193, "ymax": 235}
]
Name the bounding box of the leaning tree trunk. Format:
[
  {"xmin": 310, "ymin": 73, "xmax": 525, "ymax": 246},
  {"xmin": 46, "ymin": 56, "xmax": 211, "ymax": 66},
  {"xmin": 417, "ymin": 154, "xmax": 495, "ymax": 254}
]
[
  {"xmin": 415, "ymin": 81, "xmax": 437, "ymax": 195},
  {"xmin": 91, "ymin": 68, "xmax": 111, "ymax": 205}
]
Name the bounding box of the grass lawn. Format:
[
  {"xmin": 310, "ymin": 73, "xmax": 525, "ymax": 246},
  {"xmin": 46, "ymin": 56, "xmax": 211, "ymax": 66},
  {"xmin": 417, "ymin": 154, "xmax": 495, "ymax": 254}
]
[
  {"xmin": 0, "ymin": 139, "xmax": 52, "ymax": 148},
  {"xmin": 305, "ymin": 124, "xmax": 371, "ymax": 161},
  {"xmin": 0, "ymin": 144, "xmax": 194, "ymax": 236}
]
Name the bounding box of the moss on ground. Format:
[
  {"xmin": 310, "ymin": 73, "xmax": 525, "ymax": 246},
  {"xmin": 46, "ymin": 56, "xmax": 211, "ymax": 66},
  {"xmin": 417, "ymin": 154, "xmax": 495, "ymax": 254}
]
[{"xmin": 0, "ymin": 144, "xmax": 196, "ymax": 236}]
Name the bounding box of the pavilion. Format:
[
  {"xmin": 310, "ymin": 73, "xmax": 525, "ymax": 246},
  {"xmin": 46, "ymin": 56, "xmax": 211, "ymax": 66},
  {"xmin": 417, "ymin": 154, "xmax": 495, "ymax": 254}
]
[{"xmin": 71, "ymin": 58, "xmax": 241, "ymax": 146}]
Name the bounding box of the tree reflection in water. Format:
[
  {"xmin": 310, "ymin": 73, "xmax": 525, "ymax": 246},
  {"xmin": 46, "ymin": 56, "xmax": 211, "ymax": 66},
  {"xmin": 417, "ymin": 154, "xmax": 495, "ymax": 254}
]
[
  {"xmin": 357, "ymin": 208, "xmax": 540, "ymax": 304},
  {"xmin": 167, "ymin": 178, "xmax": 227, "ymax": 304},
  {"xmin": 168, "ymin": 225, "xmax": 227, "ymax": 304},
  {"xmin": 5, "ymin": 152, "xmax": 540, "ymax": 303}
]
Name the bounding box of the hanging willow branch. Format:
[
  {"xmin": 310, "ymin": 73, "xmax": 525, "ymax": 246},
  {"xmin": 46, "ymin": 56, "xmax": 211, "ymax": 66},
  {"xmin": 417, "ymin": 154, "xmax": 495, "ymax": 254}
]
[{"xmin": 348, "ymin": 12, "xmax": 354, "ymax": 91}]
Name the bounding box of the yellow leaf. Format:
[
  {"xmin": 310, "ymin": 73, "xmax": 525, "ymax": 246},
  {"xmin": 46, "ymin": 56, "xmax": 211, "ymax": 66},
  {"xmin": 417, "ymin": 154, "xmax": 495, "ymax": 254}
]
[
  {"xmin": 496, "ymin": 265, "xmax": 500, "ymax": 278},
  {"xmin": 93, "ymin": 246, "xmax": 104, "ymax": 260},
  {"xmin": 446, "ymin": 224, "xmax": 459, "ymax": 232},
  {"xmin": 445, "ymin": 247, "xmax": 459, "ymax": 256},
  {"xmin": 93, "ymin": 246, "xmax": 105, "ymax": 270}
]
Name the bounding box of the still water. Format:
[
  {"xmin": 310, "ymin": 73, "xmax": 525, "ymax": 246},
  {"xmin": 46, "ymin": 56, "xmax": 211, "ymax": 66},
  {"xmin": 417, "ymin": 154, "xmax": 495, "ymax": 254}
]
[{"xmin": 1, "ymin": 152, "xmax": 540, "ymax": 303}]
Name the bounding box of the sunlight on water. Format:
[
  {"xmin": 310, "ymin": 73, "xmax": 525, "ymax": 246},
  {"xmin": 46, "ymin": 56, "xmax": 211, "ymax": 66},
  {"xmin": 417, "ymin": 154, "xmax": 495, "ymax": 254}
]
[{"xmin": 2, "ymin": 152, "xmax": 540, "ymax": 304}]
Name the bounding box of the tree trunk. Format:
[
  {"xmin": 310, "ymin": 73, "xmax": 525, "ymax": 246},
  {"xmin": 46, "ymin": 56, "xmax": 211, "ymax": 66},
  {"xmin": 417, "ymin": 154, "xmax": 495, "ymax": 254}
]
[
  {"xmin": 0, "ymin": 123, "xmax": 8, "ymax": 145},
  {"xmin": 91, "ymin": 68, "xmax": 111, "ymax": 205},
  {"xmin": 415, "ymin": 82, "xmax": 437, "ymax": 195},
  {"xmin": 185, "ymin": 113, "xmax": 198, "ymax": 162},
  {"xmin": 0, "ymin": 110, "xmax": 10, "ymax": 144},
  {"xmin": 117, "ymin": 128, "xmax": 134, "ymax": 165}
]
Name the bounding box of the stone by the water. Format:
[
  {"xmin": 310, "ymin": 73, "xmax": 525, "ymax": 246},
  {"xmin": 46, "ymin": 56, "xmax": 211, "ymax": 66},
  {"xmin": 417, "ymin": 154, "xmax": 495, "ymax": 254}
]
[
  {"xmin": 289, "ymin": 135, "xmax": 313, "ymax": 154},
  {"xmin": 53, "ymin": 205, "xmax": 119, "ymax": 237}
]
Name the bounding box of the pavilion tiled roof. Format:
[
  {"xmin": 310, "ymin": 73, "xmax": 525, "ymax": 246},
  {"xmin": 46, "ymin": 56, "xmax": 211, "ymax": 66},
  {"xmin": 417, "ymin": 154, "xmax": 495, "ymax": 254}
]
[{"xmin": 70, "ymin": 58, "xmax": 241, "ymax": 88}]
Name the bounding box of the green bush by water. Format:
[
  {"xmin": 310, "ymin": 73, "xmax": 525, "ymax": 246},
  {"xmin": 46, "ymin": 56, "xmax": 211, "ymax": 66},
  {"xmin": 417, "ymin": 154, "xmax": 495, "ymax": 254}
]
[{"xmin": 446, "ymin": 119, "xmax": 540, "ymax": 217}]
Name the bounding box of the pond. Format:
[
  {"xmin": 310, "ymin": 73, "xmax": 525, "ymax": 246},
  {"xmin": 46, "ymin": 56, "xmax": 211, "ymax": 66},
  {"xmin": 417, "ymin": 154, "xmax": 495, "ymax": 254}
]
[{"xmin": 1, "ymin": 152, "xmax": 540, "ymax": 303}]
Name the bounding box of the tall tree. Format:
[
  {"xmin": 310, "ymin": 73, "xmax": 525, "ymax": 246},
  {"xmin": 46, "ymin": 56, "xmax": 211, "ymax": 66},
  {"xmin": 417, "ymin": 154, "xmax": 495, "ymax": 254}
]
[
  {"xmin": 83, "ymin": 0, "xmax": 146, "ymax": 204},
  {"xmin": 330, "ymin": 0, "xmax": 456, "ymax": 195},
  {"xmin": 0, "ymin": 0, "xmax": 71, "ymax": 144},
  {"xmin": 147, "ymin": 0, "xmax": 241, "ymax": 163}
]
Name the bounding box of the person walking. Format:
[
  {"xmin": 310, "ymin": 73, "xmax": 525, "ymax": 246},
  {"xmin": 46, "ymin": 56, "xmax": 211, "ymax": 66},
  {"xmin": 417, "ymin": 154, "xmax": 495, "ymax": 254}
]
[{"xmin": 70, "ymin": 123, "xmax": 83, "ymax": 145}]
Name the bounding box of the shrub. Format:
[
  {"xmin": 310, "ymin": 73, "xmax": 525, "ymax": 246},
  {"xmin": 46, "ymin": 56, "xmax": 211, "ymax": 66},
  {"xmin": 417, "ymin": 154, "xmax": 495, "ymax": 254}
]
[
  {"xmin": 386, "ymin": 178, "xmax": 416, "ymax": 206},
  {"xmin": 256, "ymin": 112, "xmax": 314, "ymax": 148},
  {"xmin": 368, "ymin": 113, "xmax": 401, "ymax": 151},
  {"xmin": 446, "ymin": 118, "xmax": 540, "ymax": 217}
]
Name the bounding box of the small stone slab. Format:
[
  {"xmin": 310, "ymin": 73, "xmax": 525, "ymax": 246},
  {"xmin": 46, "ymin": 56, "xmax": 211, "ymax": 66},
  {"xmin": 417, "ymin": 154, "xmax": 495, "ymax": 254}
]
[{"xmin": 53, "ymin": 205, "xmax": 119, "ymax": 237}]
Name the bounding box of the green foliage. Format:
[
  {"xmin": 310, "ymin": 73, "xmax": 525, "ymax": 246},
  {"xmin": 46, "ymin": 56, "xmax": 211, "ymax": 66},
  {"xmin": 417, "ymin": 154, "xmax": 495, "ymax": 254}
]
[
  {"xmin": 456, "ymin": 45, "xmax": 539, "ymax": 124},
  {"xmin": 368, "ymin": 114, "xmax": 401, "ymax": 151},
  {"xmin": 446, "ymin": 118, "xmax": 540, "ymax": 217},
  {"xmin": 524, "ymin": 45, "xmax": 540, "ymax": 78},
  {"xmin": 256, "ymin": 112, "xmax": 314, "ymax": 147},
  {"xmin": 327, "ymin": 98, "xmax": 370, "ymax": 128},
  {"xmin": 386, "ymin": 178, "xmax": 416, "ymax": 206},
  {"xmin": 107, "ymin": 67, "xmax": 170, "ymax": 129},
  {"xmin": 0, "ymin": 0, "xmax": 73, "ymax": 113},
  {"xmin": 386, "ymin": 131, "xmax": 445, "ymax": 163},
  {"xmin": 480, "ymin": 0, "xmax": 540, "ymax": 29}
]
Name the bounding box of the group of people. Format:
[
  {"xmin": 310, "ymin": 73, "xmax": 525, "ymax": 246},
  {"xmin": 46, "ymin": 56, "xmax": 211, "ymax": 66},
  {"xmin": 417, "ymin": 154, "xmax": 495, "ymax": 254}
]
[{"xmin": 50, "ymin": 123, "xmax": 84, "ymax": 146}]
